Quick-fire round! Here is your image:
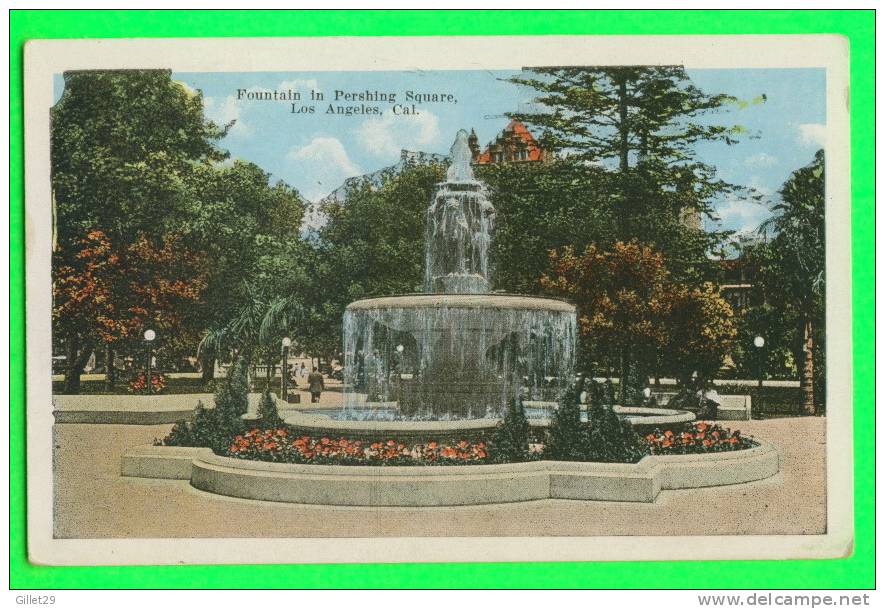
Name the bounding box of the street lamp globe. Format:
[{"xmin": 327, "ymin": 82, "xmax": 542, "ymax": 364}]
[
  {"xmin": 642, "ymin": 387, "xmax": 652, "ymax": 399},
  {"xmin": 754, "ymin": 335, "xmax": 765, "ymax": 349},
  {"xmin": 143, "ymin": 329, "xmax": 156, "ymax": 342},
  {"xmin": 396, "ymin": 344, "xmax": 404, "ymax": 353},
  {"xmin": 282, "ymin": 337, "xmax": 292, "ymax": 348}
]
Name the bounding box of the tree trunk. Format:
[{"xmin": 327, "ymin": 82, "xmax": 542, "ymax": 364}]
[
  {"xmin": 618, "ymin": 347, "xmax": 627, "ymax": 406},
  {"xmin": 800, "ymin": 316, "xmax": 815, "ymax": 415},
  {"xmin": 266, "ymin": 354, "xmax": 273, "ymax": 389},
  {"xmin": 63, "ymin": 332, "xmax": 93, "ymax": 394},
  {"xmin": 200, "ymin": 354, "xmax": 215, "ymax": 385},
  {"xmin": 104, "ymin": 343, "xmax": 116, "ymax": 390},
  {"xmin": 617, "ymin": 76, "xmax": 630, "ymax": 236}
]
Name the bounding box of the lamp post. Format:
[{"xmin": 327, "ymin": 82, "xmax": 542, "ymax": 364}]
[
  {"xmin": 143, "ymin": 329, "xmax": 156, "ymax": 395},
  {"xmin": 754, "ymin": 335, "xmax": 765, "ymax": 414},
  {"xmin": 281, "ymin": 337, "xmax": 292, "ymax": 402},
  {"xmin": 395, "ymin": 344, "xmax": 404, "ymax": 371}
]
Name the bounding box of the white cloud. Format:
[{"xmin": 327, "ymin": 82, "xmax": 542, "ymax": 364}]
[
  {"xmin": 287, "ymin": 136, "xmax": 363, "ymax": 201},
  {"xmin": 714, "ymin": 196, "xmax": 772, "ymax": 234},
  {"xmin": 203, "ymin": 95, "xmax": 253, "ymax": 138},
  {"xmin": 797, "ymin": 123, "xmax": 827, "ymax": 148},
  {"xmin": 743, "ymin": 152, "xmax": 778, "ymax": 168},
  {"xmin": 355, "ymin": 110, "xmax": 442, "ymax": 158},
  {"xmin": 278, "ymin": 79, "xmax": 319, "ymax": 94}
]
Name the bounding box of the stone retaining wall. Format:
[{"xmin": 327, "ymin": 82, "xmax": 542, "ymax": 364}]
[{"xmin": 122, "ymin": 441, "xmax": 780, "ymax": 505}]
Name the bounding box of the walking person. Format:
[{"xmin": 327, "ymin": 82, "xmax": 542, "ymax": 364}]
[{"xmin": 307, "ymin": 367, "xmax": 325, "ymax": 403}]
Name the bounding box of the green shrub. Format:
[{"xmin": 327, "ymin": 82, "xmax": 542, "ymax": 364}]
[
  {"xmin": 544, "ymin": 378, "xmax": 647, "ymax": 464},
  {"xmin": 585, "ymin": 382, "xmax": 646, "ymax": 463},
  {"xmin": 489, "ymin": 397, "xmax": 532, "ymax": 463},
  {"xmin": 256, "ymin": 388, "xmax": 284, "ymax": 428},
  {"xmin": 157, "ymin": 400, "xmax": 248, "ymax": 453},
  {"xmin": 214, "ymin": 357, "xmax": 250, "ymax": 417},
  {"xmin": 544, "ymin": 377, "xmax": 590, "ymax": 461}
]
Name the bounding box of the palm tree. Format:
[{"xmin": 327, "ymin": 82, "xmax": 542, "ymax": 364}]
[
  {"xmin": 199, "ymin": 282, "xmax": 272, "ymax": 387},
  {"xmin": 758, "ymin": 149, "xmax": 824, "ymax": 414}
]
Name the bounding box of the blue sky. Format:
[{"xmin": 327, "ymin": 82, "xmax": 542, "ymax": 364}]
[{"xmin": 53, "ymin": 68, "xmax": 826, "ymax": 236}]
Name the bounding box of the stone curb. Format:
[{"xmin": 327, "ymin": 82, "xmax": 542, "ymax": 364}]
[
  {"xmin": 122, "ymin": 441, "xmax": 780, "ymax": 505},
  {"xmin": 53, "ymin": 393, "xmax": 264, "ymax": 425}
]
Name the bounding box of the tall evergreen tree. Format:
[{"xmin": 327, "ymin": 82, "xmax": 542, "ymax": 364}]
[{"xmin": 508, "ymin": 66, "xmax": 755, "ymax": 273}]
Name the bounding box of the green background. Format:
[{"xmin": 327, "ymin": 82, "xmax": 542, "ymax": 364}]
[{"xmin": 9, "ymin": 10, "xmax": 875, "ymax": 589}]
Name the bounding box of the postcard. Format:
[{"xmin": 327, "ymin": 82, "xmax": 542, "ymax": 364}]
[{"xmin": 24, "ymin": 34, "xmax": 852, "ymax": 565}]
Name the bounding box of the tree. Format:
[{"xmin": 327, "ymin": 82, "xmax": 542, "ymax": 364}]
[
  {"xmin": 541, "ymin": 241, "xmax": 672, "ymax": 403},
  {"xmin": 541, "ymin": 241, "xmax": 736, "ymax": 402},
  {"xmin": 51, "ymin": 70, "xmax": 227, "ymax": 391},
  {"xmin": 545, "ymin": 379, "xmax": 590, "ymax": 461},
  {"xmin": 53, "ymin": 229, "xmax": 208, "ymax": 393},
  {"xmin": 185, "ymin": 160, "xmax": 307, "ymax": 383},
  {"xmin": 663, "ymin": 282, "xmax": 737, "ymax": 384},
  {"xmin": 292, "ymin": 163, "xmax": 445, "ymax": 357},
  {"xmin": 477, "ymin": 158, "xmax": 616, "ymax": 293},
  {"xmin": 756, "ymin": 150, "xmax": 825, "ymax": 414},
  {"xmin": 508, "ymin": 66, "xmax": 754, "ymax": 275}
]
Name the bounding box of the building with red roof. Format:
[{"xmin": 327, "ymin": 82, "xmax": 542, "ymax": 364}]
[{"xmin": 468, "ymin": 120, "xmax": 549, "ymax": 165}]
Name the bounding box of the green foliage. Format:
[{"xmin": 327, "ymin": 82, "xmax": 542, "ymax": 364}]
[
  {"xmin": 303, "ymin": 163, "xmax": 446, "ymax": 355},
  {"xmin": 544, "ymin": 379, "xmax": 647, "ymax": 463},
  {"xmin": 736, "ymin": 150, "xmax": 825, "ymax": 412},
  {"xmin": 256, "ymin": 388, "xmax": 284, "ymax": 428},
  {"xmin": 215, "ymin": 357, "xmax": 250, "ymax": 417},
  {"xmin": 584, "ymin": 383, "xmax": 646, "ymax": 464},
  {"xmin": 489, "ymin": 398, "xmax": 532, "ymax": 463},
  {"xmin": 544, "ymin": 379, "xmax": 590, "ymax": 461},
  {"xmin": 477, "ymin": 159, "xmax": 615, "ymax": 293},
  {"xmin": 52, "ymin": 70, "xmax": 228, "ymax": 246},
  {"xmin": 508, "ymin": 66, "xmax": 746, "ymax": 257},
  {"xmin": 189, "ymin": 160, "xmax": 308, "ymax": 365},
  {"xmin": 542, "ymin": 241, "xmax": 736, "ymax": 397},
  {"xmin": 157, "ymin": 400, "xmax": 248, "ymax": 454}
]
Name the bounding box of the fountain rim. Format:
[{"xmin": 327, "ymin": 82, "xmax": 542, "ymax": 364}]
[{"xmin": 345, "ymin": 292, "xmax": 576, "ymax": 312}]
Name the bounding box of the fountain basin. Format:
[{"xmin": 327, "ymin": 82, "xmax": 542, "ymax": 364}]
[
  {"xmin": 347, "ymin": 293, "xmax": 576, "ymax": 314},
  {"xmin": 343, "ymin": 293, "xmax": 577, "ymax": 420}
]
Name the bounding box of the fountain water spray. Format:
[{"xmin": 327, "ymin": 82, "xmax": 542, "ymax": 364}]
[{"xmin": 341, "ymin": 130, "xmax": 576, "ymax": 420}]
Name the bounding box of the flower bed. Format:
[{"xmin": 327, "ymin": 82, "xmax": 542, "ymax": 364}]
[
  {"xmin": 644, "ymin": 422, "xmax": 754, "ymax": 455},
  {"xmin": 222, "ymin": 421, "xmax": 754, "ymax": 466},
  {"xmin": 227, "ymin": 428, "xmax": 489, "ymax": 465}
]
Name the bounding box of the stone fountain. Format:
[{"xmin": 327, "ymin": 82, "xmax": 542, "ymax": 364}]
[{"xmin": 339, "ymin": 130, "xmax": 577, "ymax": 420}]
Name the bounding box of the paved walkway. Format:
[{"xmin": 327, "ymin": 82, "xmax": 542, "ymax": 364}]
[{"xmin": 52, "ymin": 417, "xmax": 826, "ymax": 539}]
